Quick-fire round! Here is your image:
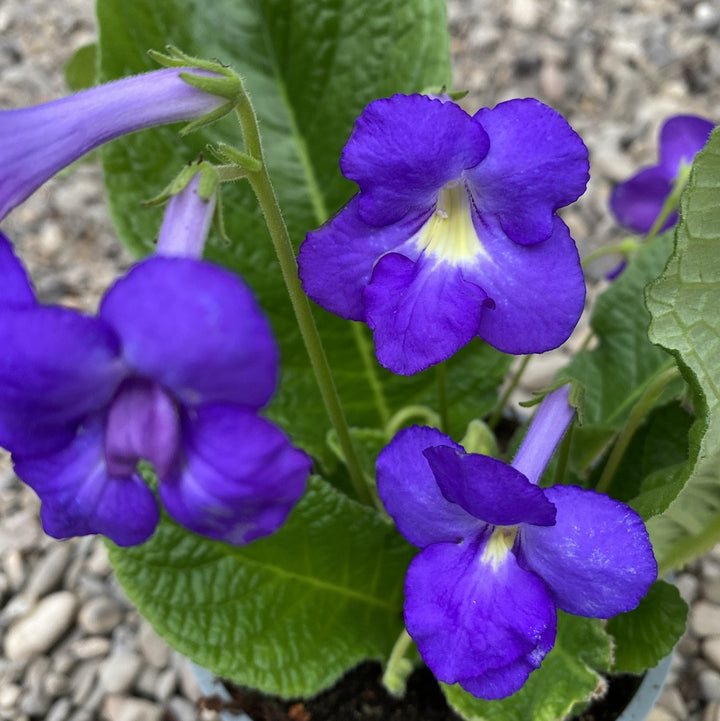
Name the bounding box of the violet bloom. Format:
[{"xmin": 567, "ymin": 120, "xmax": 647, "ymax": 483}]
[
  {"xmin": 0, "ymin": 179, "xmax": 309, "ymax": 547},
  {"xmin": 0, "ymin": 67, "xmax": 229, "ymax": 220},
  {"xmin": 610, "ymin": 115, "xmax": 714, "ymax": 234},
  {"xmin": 377, "ymin": 387, "xmax": 656, "ymax": 699},
  {"xmin": 298, "ymin": 94, "xmax": 589, "ymax": 375}
]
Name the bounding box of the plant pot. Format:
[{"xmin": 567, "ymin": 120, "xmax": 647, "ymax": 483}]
[{"xmin": 193, "ymin": 652, "xmax": 674, "ymax": 721}]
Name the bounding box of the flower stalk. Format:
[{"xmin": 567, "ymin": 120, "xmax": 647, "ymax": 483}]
[{"xmin": 231, "ymin": 84, "xmax": 373, "ymax": 508}]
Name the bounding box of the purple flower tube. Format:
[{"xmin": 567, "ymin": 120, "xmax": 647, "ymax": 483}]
[{"xmin": 0, "ymin": 67, "xmax": 228, "ymax": 220}]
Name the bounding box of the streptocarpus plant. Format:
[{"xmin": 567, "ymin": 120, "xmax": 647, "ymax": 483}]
[{"xmin": 0, "ymin": 0, "xmax": 717, "ymax": 719}]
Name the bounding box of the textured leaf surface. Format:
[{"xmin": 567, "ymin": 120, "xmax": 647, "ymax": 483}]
[
  {"xmin": 645, "ymin": 127, "xmax": 720, "ymax": 571},
  {"xmin": 96, "ymin": 0, "xmax": 509, "ymax": 461},
  {"xmin": 561, "ymin": 231, "xmax": 681, "ymax": 470},
  {"xmin": 607, "ymin": 580, "xmax": 687, "ymax": 673},
  {"xmin": 108, "ymin": 476, "xmax": 414, "ymax": 697},
  {"xmin": 443, "ymin": 613, "xmax": 611, "ymax": 721}
]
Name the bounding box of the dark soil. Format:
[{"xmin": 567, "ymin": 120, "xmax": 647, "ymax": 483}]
[{"xmin": 197, "ymin": 662, "xmax": 644, "ymax": 721}]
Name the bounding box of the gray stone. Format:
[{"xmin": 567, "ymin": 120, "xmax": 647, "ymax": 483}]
[
  {"xmin": 0, "ymin": 683, "xmax": 22, "ymax": 710},
  {"xmin": 102, "ymin": 695, "xmax": 164, "ymax": 721},
  {"xmin": 46, "ymin": 697, "xmax": 73, "ymax": 721},
  {"xmin": 167, "ymin": 696, "xmax": 198, "ymax": 721},
  {"xmin": 705, "ymin": 636, "xmax": 720, "ymax": 672},
  {"xmin": 69, "ymin": 635, "xmax": 112, "ymax": 660},
  {"xmin": 700, "ymin": 668, "xmax": 720, "ymax": 701},
  {"xmin": 23, "ymin": 543, "xmax": 73, "ymax": 601},
  {"xmin": 139, "ymin": 621, "xmax": 171, "ymax": 668},
  {"xmin": 99, "ymin": 649, "xmax": 143, "ymax": 694},
  {"xmin": 4, "ymin": 591, "xmax": 77, "ymax": 659},
  {"xmin": 692, "ymin": 602, "xmax": 720, "ymax": 638},
  {"xmin": 77, "ymin": 596, "xmax": 124, "ymax": 635},
  {"xmin": 70, "ymin": 659, "xmax": 100, "ymax": 706}
]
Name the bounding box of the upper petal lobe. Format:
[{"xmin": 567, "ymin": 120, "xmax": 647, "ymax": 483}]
[
  {"xmin": 100, "ymin": 257, "xmax": 278, "ymax": 409},
  {"xmin": 342, "ymin": 94, "xmax": 489, "ymax": 226},
  {"xmin": 471, "ymin": 98, "xmax": 589, "ymax": 245},
  {"xmin": 377, "ymin": 426, "xmax": 482, "ymax": 548}
]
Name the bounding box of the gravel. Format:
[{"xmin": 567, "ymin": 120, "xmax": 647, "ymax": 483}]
[{"xmin": 1, "ymin": 1, "xmax": 720, "ymax": 720}]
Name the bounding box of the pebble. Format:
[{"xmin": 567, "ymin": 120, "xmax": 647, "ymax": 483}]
[
  {"xmin": 168, "ymin": 696, "xmax": 199, "ymax": 721},
  {"xmin": 647, "ymin": 707, "xmax": 678, "ymax": 721},
  {"xmin": 139, "ymin": 621, "xmax": 171, "ymax": 668},
  {"xmin": 102, "ymin": 695, "xmax": 165, "ymax": 721},
  {"xmin": 693, "ymin": 602, "xmax": 720, "ymax": 638},
  {"xmin": 46, "ymin": 697, "xmax": 73, "ymax": 721},
  {"xmin": 78, "ymin": 596, "xmax": 124, "ymax": 634},
  {"xmin": 701, "ymin": 668, "xmax": 720, "ymax": 701},
  {"xmin": 705, "ymin": 636, "xmax": 720, "ymax": 671},
  {"xmin": 22, "ymin": 543, "xmax": 73, "ymax": 601},
  {"xmin": 99, "ymin": 649, "xmax": 143, "ymax": 694},
  {"xmin": 69, "ymin": 634, "xmax": 112, "ymax": 660},
  {"xmin": 4, "ymin": 591, "xmax": 77, "ymax": 660}
]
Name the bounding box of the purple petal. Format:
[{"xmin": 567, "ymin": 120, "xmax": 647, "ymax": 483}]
[
  {"xmin": 469, "ymin": 215, "xmax": 585, "ymax": 354},
  {"xmin": 156, "ymin": 173, "xmax": 216, "ymax": 259},
  {"xmin": 423, "ymin": 446, "xmax": 556, "ymax": 527},
  {"xmin": 341, "ymin": 94, "xmax": 489, "ymax": 226},
  {"xmin": 104, "ymin": 378, "xmax": 181, "ymax": 480},
  {"xmin": 0, "ymin": 231, "xmax": 36, "ymax": 307},
  {"xmin": 0, "ymin": 306, "xmax": 125, "ymax": 456},
  {"xmin": 519, "ymin": 485, "xmax": 657, "ymax": 617},
  {"xmin": 99, "ymin": 257, "xmax": 278, "ymax": 409},
  {"xmin": 363, "ymin": 252, "xmax": 490, "ymax": 374},
  {"xmin": 460, "ymin": 657, "xmax": 547, "ymax": 701},
  {"xmin": 160, "ymin": 405, "xmax": 310, "ymax": 545},
  {"xmin": 471, "ymin": 99, "xmax": 589, "ymax": 245},
  {"xmin": 0, "ymin": 68, "xmax": 227, "ymax": 220},
  {"xmin": 298, "ymin": 197, "xmax": 428, "ymax": 321},
  {"xmin": 609, "ymin": 166, "xmax": 674, "ymax": 234},
  {"xmin": 13, "ymin": 418, "xmax": 159, "ymax": 546},
  {"xmin": 376, "ymin": 426, "xmax": 481, "ymax": 549},
  {"xmin": 658, "ymin": 115, "xmax": 715, "ymax": 178},
  {"xmin": 405, "ymin": 537, "xmax": 556, "ymax": 696}
]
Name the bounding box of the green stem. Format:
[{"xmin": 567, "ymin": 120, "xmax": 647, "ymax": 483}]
[
  {"xmin": 595, "ymin": 365, "xmax": 680, "ymax": 495},
  {"xmin": 488, "ymin": 354, "xmax": 532, "ymax": 430},
  {"xmin": 436, "ymin": 363, "xmax": 449, "ymax": 433},
  {"xmin": 385, "ymin": 405, "xmax": 442, "ymax": 440},
  {"xmin": 581, "ymin": 236, "xmax": 640, "ymax": 268},
  {"xmin": 382, "ymin": 627, "xmax": 415, "ymax": 697},
  {"xmin": 644, "ymin": 163, "xmax": 691, "ymax": 246},
  {"xmin": 352, "ymin": 322, "xmax": 391, "ymax": 427},
  {"xmin": 234, "ymin": 92, "xmax": 372, "ymax": 508}
]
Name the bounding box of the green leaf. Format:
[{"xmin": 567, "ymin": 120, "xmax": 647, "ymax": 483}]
[
  {"xmin": 64, "ymin": 42, "xmax": 97, "ymax": 91},
  {"xmin": 107, "ymin": 476, "xmax": 414, "ymax": 697},
  {"xmin": 443, "ymin": 613, "xmax": 612, "ymax": 721},
  {"xmin": 95, "ymin": 0, "xmax": 509, "ymax": 463},
  {"xmin": 645, "ymin": 127, "xmax": 720, "ymax": 572},
  {"xmin": 560, "ymin": 231, "xmax": 685, "ymax": 481},
  {"xmin": 607, "ymin": 580, "xmax": 687, "ymax": 674}
]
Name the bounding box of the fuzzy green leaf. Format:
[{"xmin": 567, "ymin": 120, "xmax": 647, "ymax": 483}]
[
  {"xmin": 108, "ymin": 476, "xmax": 414, "ymax": 697},
  {"xmin": 607, "ymin": 580, "xmax": 687, "ymax": 674},
  {"xmin": 645, "ymin": 127, "xmax": 720, "ymax": 572}
]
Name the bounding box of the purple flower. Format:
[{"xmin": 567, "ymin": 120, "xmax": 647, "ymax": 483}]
[
  {"xmin": 0, "ymin": 67, "xmax": 229, "ymax": 220},
  {"xmin": 0, "ymin": 221, "xmax": 309, "ymax": 547},
  {"xmin": 610, "ymin": 115, "xmax": 715, "ymax": 234},
  {"xmin": 298, "ymin": 94, "xmax": 589, "ymax": 375},
  {"xmin": 377, "ymin": 387, "xmax": 656, "ymax": 699}
]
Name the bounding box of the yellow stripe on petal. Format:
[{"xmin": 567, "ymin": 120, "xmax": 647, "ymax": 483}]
[
  {"xmin": 481, "ymin": 526, "xmax": 518, "ymax": 571},
  {"xmin": 417, "ymin": 181, "xmax": 483, "ymax": 264}
]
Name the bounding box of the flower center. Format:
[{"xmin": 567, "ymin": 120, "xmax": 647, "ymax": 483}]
[
  {"xmin": 481, "ymin": 526, "xmax": 518, "ymax": 570},
  {"xmin": 416, "ymin": 180, "xmax": 481, "ymax": 264}
]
